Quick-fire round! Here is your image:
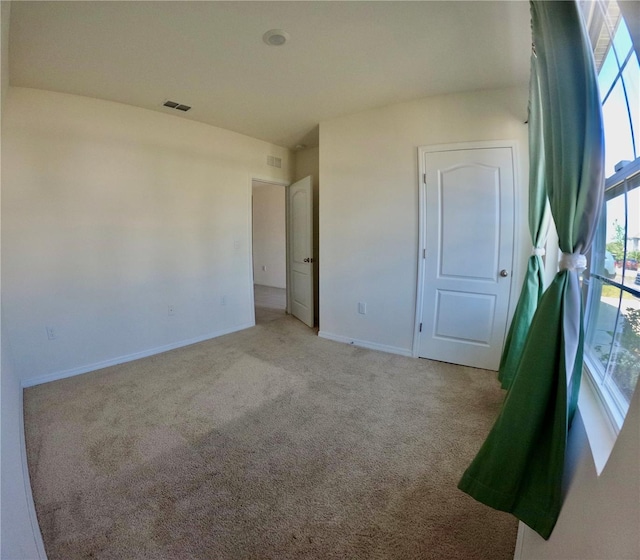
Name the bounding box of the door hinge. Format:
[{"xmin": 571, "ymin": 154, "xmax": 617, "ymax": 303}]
[
  {"xmin": 423, "ymin": 173, "xmax": 427, "ymax": 184},
  {"xmin": 419, "ymin": 323, "xmax": 423, "ymax": 332},
  {"xmin": 423, "ymin": 248, "xmax": 426, "ymax": 259}
]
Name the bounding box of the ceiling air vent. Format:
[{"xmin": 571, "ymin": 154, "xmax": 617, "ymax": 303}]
[
  {"xmin": 267, "ymin": 156, "xmax": 282, "ymax": 169},
  {"xmin": 163, "ymin": 100, "xmax": 191, "ymax": 112}
]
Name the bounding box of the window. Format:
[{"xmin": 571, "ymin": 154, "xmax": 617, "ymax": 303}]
[{"xmin": 581, "ymin": 0, "xmax": 640, "ymax": 428}]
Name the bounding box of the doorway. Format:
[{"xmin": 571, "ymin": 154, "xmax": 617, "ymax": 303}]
[
  {"xmin": 252, "ymin": 180, "xmax": 287, "ymax": 324},
  {"xmin": 251, "ymin": 175, "xmax": 316, "ymax": 328}
]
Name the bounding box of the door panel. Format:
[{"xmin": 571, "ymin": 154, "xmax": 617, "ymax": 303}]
[
  {"xmin": 292, "ymin": 190, "xmax": 308, "ymax": 261},
  {"xmin": 418, "ymin": 147, "xmax": 515, "ymax": 370},
  {"xmin": 434, "ymin": 290, "xmax": 496, "ymax": 344},
  {"xmin": 288, "ymin": 176, "xmax": 314, "ymax": 327},
  {"xmin": 439, "ymin": 164, "xmax": 500, "ymax": 280}
]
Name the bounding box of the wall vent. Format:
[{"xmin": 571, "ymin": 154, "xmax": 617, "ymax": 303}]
[
  {"xmin": 163, "ymin": 100, "xmax": 191, "ymax": 112},
  {"xmin": 267, "ymin": 155, "xmax": 282, "ymax": 168}
]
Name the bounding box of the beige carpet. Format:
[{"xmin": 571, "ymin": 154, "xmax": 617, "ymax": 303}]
[{"xmin": 24, "ymin": 312, "xmax": 517, "ymax": 559}]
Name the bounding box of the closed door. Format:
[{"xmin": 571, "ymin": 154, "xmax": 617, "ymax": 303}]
[
  {"xmin": 288, "ymin": 176, "xmax": 314, "ymax": 327},
  {"xmin": 417, "ymin": 146, "xmax": 515, "ymax": 370}
]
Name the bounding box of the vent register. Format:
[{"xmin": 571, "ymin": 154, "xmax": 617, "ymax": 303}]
[
  {"xmin": 161, "ymin": 101, "xmax": 281, "ymax": 169},
  {"xmin": 160, "ymin": 30, "xmax": 287, "ymax": 163},
  {"xmin": 267, "ymin": 156, "xmax": 282, "ymax": 168},
  {"xmin": 163, "ymin": 100, "xmax": 191, "ymax": 112}
]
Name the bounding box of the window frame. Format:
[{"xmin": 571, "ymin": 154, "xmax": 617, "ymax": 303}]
[
  {"xmin": 581, "ymin": 0, "xmax": 640, "ymax": 432},
  {"xmin": 583, "ymin": 158, "xmax": 640, "ymax": 431}
]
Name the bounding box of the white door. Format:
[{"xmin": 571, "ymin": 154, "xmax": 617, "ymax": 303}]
[
  {"xmin": 288, "ymin": 176, "xmax": 314, "ymax": 327},
  {"xmin": 417, "ymin": 146, "xmax": 515, "ymax": 370}
]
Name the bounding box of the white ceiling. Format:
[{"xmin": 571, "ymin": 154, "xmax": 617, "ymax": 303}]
[{"xmin": 9, "ymin": 1, "xmax": 532, "ymax": 149}]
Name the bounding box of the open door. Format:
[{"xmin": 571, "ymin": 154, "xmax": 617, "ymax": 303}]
[{"xmin": 288, "ymin": 176, "xmax": 314, "ymax": 327}]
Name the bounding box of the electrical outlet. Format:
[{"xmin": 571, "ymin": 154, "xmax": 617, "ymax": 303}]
[
  {"xmin": 168, "ymin": 305, "xmax": 175, "ymax": 316},
  {"xmin": 358, "ymin": 302, "xmax": 367, "ymax": 315},
  {"xmin": 46, "ymin": 326, "xmax": 57, "ymax": 340}
]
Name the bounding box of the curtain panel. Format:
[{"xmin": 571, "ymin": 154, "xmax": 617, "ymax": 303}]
[
  {"xmin": 498, "ymin": 56, "xmax": 550, "ymax": 391},
  {"xmin": 458, "ymin": 0, "xmax": 604, "ymax": 539}
]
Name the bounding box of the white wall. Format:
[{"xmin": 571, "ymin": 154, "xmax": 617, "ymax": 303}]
[
  {"xmin": 1, "ymin": 315, "xmax": 45, "ymax": 559},
  {"xmin": 1, "ymin": 0, "xmax": 8, "ymax": 102},
  {"xmin": 518, "ymin": 387, "xmax": 639, "ymax": 559},
  {"xmin": 2, "ymin": 87, "xmax": 292, "ymax": 384},
  {"xmin": 295, "ymin": 147, "xmax": 320, "ymax": 323},
  {"xmin": 319, "ymin": 87, "xmax": 530, "ymax": 354},
  {"xmin": 252, "ymin": 182, "xmax": 286, "ymax": 289},
  {"xmin": 1, "ymin": 3, "xmax": 47, "ymax": 558}
]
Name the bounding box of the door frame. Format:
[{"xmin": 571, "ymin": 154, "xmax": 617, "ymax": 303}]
[
  {"xmin": 412, "ymin": 140, "xmax": 522, "ymax": 358},
  {"xmin": 249, "ymin": 177, "xmax": 290, "ymax": 325}
]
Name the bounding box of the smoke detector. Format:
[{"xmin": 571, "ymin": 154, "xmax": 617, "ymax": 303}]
[{"xmin": 263, "ymin": 29, "xmax": 290, "ymax": 46}]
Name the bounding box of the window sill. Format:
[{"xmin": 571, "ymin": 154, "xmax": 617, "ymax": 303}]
[{"xmin": 577, "ymin": 369, "xmax": 619, "ymax": 475}]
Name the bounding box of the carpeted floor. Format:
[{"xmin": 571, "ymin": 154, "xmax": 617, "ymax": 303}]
[{"xmin": 24, "ymin": 312, "xmax": 517, "ymax": 559}]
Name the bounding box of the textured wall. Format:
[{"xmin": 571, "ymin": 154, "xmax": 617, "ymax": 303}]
[
  {"xmin": 2, "ymin": 2, "xmax": 47, "ymax": 557},
  {"xmin": 319, "ymin": 87, "xmax": 530, "ymax": 354},
  {"xmin": 252, "ymin": 183, "xmax": 286, "ymax": 289},
  {"xmin": 518, "ymin": 387, "xmax": 639, "ymax": 560},
  {"xmin": 2, "ymin": 87, "xmax": 292, "ymax": 383}
]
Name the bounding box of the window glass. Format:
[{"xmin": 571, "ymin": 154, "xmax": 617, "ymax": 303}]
[
  {"xmin": 586, "ymin": 280, "xmax": 620, "ymax": 378},
  {"xmin": 598, "ymin": 47, "xmax": 619, "ymax": 96},
  {"xmin": 604, "ymin": 297, "xmax": 640, "ymax": 404},
  {"xmin": 604, "ymin": 208, "xmax": 625, "ymax": 243},
  {"xmin": 604, "ymin": 191, "xmax": 625, "ymax": 265},
  {"xmin": 621, "ymin": 55, "xmax": 639, "ymax": 151},
  {"xmin": 622, "ymin": 186, "xmax": 640, "ymax": 289},
  {"xmin": 612, "ymin": 18, "xmax": 633, "ymax": 58},
  {"xmin": 587, "ymin": 183, "xmax": 640, "ymax": 418},
  {"xmin": 602, "ymin": 80, "xmax": 634, "ymax": 176}
]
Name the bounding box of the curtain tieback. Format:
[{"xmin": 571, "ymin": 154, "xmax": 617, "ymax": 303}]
[
  {"xmin": 559, "ymin": 252, "xmax": 587, "ymax": 271},
  {"xmin": 532, "ymin": 247, "xmax": 546, "ymax": 256}
]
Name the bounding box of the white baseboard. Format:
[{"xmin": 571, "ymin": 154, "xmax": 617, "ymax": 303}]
[
  {"xmin": 318, "ymin": 331, "xmax": 413, "ymax": 358},
  {"xmin": 21, "ymin": 322, "xmax": 254, "ymax": 388},
  {"xmin": 19, "ymin": 390, "xmax": 48, "ymax": 559},
  {"xmin": 513, "ymin": 521, "xmax": 525, "ymax": 559}
]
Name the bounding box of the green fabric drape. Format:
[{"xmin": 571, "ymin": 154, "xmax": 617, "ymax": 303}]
[
  {"xmin": 498, "ymin": 56, "xmax": 550, "ymax": 390},
  {"xmin": 458, "ymin": 0, "xmax": 604, "ymax": 540}
]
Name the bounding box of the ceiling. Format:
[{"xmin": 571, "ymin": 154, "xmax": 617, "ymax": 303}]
[{"xmin": 9, "ymin": 1, "xmax": 532, "ymax": 149}]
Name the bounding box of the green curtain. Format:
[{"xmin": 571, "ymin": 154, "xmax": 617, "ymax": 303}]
[
  {"xmin": 498, "ymin": 56, "xmax": 550, "ymax": 391},
  {"xmin": 458, "ymin": 0, "xmax": 604, "ymax": 540}
]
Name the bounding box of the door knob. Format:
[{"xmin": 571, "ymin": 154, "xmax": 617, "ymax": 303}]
[
  {"xmin": 500, "ymin": 269, "xmax": 509, "ymax": 277},
  {"xmin": 304, "ymin": 257, "xmax": 313, "ymax": 263}
]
